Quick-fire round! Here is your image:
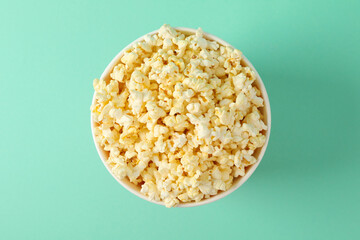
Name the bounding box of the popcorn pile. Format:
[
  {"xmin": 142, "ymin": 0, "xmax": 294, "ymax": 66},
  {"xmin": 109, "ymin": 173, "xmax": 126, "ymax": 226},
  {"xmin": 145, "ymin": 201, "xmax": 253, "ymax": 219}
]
[{"xmin": 91, "ymin": 24, "xmax": 267, "ymax": 207}]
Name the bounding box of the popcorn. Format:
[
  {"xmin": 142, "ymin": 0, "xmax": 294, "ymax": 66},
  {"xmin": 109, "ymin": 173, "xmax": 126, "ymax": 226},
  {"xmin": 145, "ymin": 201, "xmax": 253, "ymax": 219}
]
[
  {"xmin": 170, "ymin": 133, "xmax": 187, "ymax": 152},
  {"xmin": 91, "ymin": 24, "xmax": 267, "ymax": 207},
  {"xmin": 158, "ymin": 24, "xmax": 178, "ymax": 39},
  {"xmin": 111, "ymin": 64, "xmax": 126, "ymax": 82},
  {"xmin": 186, "ymin": 102, "xmax": 201, "ymax": 114},
  {"xmin": 232, "ymin": 73, "xmax": 246, "ymax": 92},
  {"xmin": 116, "ymin": 114, "xmax": 133, "ymax": 130},
  {"xmin": 145, "ymin": 102, "xmax": 166, "ymax": 121},
  {"xmin": 121, "ymin": 52, "xmax": 138, "ymax": 66},
  {"xmin": 153, "ymin": 124, "xmax": 169, "ymax": 137}
]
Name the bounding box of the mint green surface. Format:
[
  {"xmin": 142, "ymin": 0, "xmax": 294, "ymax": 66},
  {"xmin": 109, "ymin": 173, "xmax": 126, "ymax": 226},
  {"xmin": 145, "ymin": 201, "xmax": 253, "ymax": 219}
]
[{"xmin": 1, "ymin": 0, "xmax": 359, "ymax": 239}]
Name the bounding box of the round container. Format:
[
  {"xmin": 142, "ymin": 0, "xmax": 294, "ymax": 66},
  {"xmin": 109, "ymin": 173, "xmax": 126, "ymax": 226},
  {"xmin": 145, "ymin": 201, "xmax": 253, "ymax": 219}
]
[{"xmin": 91, "ymin": 27, "xmax": 271, "ymax": 207}]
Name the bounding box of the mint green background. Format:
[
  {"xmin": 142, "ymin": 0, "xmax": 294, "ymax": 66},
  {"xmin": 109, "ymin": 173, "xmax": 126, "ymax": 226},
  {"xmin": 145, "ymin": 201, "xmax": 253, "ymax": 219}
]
[{"xmin": 1, "ymin": 0, "xmax": 359, "ymax": 239}]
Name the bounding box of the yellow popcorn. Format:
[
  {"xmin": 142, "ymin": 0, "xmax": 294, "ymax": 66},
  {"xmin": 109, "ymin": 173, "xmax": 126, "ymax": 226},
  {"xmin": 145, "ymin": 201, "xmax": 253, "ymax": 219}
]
[
  {"xmin": 91, "ymin": 24, "xmax": 267, "ymax": 207},
  {"xmin": 110, "ymin": 64, "xmax": 126, "ymax": 82},
  {"xmin": 145, "ymin": 102, "xmax": 166, "ymax": 121},
  {"xmin": 121, "ymin": 52, "xmax": 138, "ymax": 66},
  {"xmin": 170, "ymin": 133, "xmax": 187, "ymax": 152},
  {"xmin": 186, "ymin": 102, "xmax": 201, "ymax": 115}
]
